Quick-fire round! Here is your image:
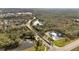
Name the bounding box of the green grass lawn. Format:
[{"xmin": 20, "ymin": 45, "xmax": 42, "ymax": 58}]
[{"xmin": 53, "ymin": 38, "xmax": 70, "ymax": 47}]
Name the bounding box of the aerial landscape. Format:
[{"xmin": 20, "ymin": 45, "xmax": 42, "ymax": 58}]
[{"xmin": 0, "ymin": 8, "xmax": 79, "ymax": 51}]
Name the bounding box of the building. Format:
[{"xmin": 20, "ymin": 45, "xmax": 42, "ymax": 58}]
[
  {"xmin": 33, "ymin": 17, "xmax": 36, "ymax": 20},
  {"xmin": 74, "ymin": 19, "xmax": 79, "ymax": 22},
  {"xmin": 17, "ymin": 12, "xmax": 32, "ymax": 15},
  {"xmin": 24, "ymin": 12, "xmax": 32, "ymax": 15},
  {"xmin": 33, "ymin": 19, "xmax": 43, "ymax": 26},
  {"xmin": 48, "ymin": 31, "xmax": 63, "ymax": 40}
]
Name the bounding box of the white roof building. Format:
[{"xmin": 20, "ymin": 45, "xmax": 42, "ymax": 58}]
[
  {"xmin": 75, "ymin": 19, "xmax": 79, "ymax": 22},
  {"xmin": 17, "ymin": 12, "xmax": 32, "ymax": 15},
  {"xmin": 48, "ymin": 32, "xmax": 63, "ymax": 40},
  {"xmin": 4, "ymin": 20, "xmax": 8, "ymax": 25},
  {"xmin": 33, "ymin": 17, "xmax": 36, "ymax": 19},
  {"xmin": 33, "ymin": 19, "xmax": 43, "ymax": 26}
]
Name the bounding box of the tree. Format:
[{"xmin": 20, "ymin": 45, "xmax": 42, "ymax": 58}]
[
  {"xmin": 35, "ymin": 40, "xmax": 45, "ymax": 51},
  {"xmin": 20, "ymin": 31, "xmax": 35, "ymax": 41},
  {"xmin": 0, "ymin": 33, "xmax": 19, "ymax": 50}
]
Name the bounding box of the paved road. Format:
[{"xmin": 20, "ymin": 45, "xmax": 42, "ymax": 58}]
[
  {"xmin": 48, "ymin": 39, "xmax": 79, "ymax": 51},
  {"xmin": 26, "ymin": 20, "xmax": 79, "ymax": 51},
  {"xmin": 56, "ymin": 39, "xmax": 79, "ymax": 51},
  {"xmin": 26, "ymin": 20, "xmax": 52, "ymax": 47}
]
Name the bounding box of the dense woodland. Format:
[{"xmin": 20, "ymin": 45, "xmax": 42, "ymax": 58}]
[{"xmin": 32, "ymin": 9, "xmax": 79, "ymax": 39}]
